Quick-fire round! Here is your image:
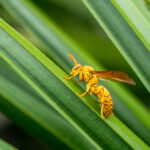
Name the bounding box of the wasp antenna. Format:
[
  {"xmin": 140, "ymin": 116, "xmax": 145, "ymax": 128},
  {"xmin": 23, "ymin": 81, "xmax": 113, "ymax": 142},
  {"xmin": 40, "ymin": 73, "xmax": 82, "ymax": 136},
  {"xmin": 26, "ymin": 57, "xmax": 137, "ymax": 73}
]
[{"xmin": 67, "ymin": 54, "xmax": 77, "ymax": 65}]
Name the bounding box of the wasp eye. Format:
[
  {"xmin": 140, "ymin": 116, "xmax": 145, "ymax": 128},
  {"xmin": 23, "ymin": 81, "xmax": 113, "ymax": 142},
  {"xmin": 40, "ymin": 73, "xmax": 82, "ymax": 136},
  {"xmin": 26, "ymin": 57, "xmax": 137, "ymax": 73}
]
[{"xmin": 74, "ymin": 65, "xmax": 81, "ymax": 70}]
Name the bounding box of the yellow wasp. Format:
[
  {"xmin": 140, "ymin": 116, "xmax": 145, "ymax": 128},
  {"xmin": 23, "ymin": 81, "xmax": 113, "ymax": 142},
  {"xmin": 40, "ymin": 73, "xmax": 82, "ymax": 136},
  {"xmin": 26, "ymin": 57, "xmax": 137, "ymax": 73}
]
[{"xmin": 64, "ymin": 54, "xmax": 135, "ymax": 119}]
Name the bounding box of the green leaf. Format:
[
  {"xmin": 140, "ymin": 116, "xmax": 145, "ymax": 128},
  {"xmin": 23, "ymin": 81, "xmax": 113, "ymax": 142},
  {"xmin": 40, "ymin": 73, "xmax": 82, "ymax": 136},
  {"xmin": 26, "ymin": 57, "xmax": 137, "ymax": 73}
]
[
  {"xmin": 82, "ymin": 0, "xmax": 150, "ymax": 93},
  {"xmin": 0, "ymin": 59, "xmax": 87, "ymax": 150},
  {"xmin": 1, "ymin": 0, "xmax": 150, "ymax": 146},
  {"xmin": 143, "ymin": 0, "xmax": 150, "ymax": 10},
  {"xmin": 112, "ymin": 0, "xmax": 150, "ymax": 52},
  {"xmin": 0, "ymin": 18, "xmax": 149, "ymax": 150},
  {"xmin": 0, "ymin": 139, "xmax": 18, "ymax": 150}
]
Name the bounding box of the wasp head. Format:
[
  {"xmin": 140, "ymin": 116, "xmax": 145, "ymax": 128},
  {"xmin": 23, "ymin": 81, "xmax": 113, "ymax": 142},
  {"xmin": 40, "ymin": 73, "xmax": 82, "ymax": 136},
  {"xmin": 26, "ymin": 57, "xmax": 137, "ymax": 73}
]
[
  {"xmin": 67, "ymin": 54, "xmax": 82, "ymax": 76},
  {"xmin": 70, "ymin": 64, "xmax": 82, "ymax": 75}
]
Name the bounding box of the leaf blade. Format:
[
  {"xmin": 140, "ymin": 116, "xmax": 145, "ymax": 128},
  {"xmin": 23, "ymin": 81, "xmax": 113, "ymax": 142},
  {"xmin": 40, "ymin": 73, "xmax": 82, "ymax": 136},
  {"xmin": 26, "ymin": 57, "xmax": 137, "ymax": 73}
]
[
  {"xmin": 0, "ymin": 58, "xmax": 93, "ymax": 150},
  {"xmin": 0, "ymin": 139, "xmax": 18, "ymax": 150},
  {"xmin": 82, "ymin": 0, "xmax": 150, "ymax": 93}
]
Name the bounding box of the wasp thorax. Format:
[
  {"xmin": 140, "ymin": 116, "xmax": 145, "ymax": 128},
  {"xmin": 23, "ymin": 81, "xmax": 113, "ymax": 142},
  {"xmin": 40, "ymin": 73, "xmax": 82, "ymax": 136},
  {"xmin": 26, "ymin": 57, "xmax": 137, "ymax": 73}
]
[{"xmin": 69, "ymin": 64, "xmax": 82, "ymax": 76}]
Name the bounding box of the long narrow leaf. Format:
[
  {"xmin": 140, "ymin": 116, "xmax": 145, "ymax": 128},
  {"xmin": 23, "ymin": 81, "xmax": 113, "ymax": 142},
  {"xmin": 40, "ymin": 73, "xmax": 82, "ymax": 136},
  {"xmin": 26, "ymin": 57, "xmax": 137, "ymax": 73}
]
[
  {"xmin": 0, "ymin": 139, "xmax": 18, "ymax": 150},
  {"xmin": 0, "ymin": 59, "xmax": 92, "ymax": 150},
  {"xmin": 82, "ymin": 0, "xmax": 150, "ymax": 93},
  {"xmin": 112, "ymin": 0, "xmax": 150, "ymax": 52}
]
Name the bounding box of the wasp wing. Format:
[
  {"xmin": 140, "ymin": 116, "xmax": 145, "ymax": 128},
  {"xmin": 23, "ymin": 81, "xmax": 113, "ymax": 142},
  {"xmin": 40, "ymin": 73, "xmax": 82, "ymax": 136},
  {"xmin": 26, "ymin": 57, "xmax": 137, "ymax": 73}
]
[{"xmin": 91, "ymin": 71, "xmax": 135, "ymax": 85}]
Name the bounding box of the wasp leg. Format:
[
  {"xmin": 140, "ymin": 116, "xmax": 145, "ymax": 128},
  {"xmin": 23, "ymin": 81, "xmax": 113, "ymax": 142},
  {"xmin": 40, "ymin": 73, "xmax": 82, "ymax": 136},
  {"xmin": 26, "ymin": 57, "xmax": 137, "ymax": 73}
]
[
  {"xmin": 74, "ymin": 80, "xmax": 82, "ymax": 83},
  {"xmin": 100, "ymin": 103, "xmax": 105, "ymax": 119},
  {"xmin": 99, "ymin": 87, "xmax": 105, "ymax": 119},
  {"xmin": 64, "ymin": 76, "xmax": 74, "ymax": 80},
  {"xmin": 64, "ymin": 72, "xmax": 80, "ymax": 80},
  {"xmin": 90, "ymin": 91, "xmax": 92, "ymax": 96},
  {"xmin": 90, "ymin": 90, "xmax": 94, "ymax": 96},
  {"xmin": 90, "ymin": 87, "xmax": 96, "ymax": 96},
  {"xmin": 76, "ymin": 87, "xmax": 90, "ymax": 97}
]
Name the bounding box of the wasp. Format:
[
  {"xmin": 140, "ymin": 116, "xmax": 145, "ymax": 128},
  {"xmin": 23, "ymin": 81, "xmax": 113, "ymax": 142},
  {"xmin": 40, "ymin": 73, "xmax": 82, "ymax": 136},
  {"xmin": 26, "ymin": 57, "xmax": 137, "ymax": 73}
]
[{"xmin": 64, "ymin": 54, "xmax": 135, "ymax": 119}]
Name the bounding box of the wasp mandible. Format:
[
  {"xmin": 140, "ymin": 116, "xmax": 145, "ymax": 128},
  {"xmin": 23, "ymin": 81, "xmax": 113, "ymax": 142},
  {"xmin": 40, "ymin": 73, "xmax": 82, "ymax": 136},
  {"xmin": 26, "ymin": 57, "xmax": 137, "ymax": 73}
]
[{"xmin": 64, "ymin": 54, "xmax": 135, "ymax": 119}]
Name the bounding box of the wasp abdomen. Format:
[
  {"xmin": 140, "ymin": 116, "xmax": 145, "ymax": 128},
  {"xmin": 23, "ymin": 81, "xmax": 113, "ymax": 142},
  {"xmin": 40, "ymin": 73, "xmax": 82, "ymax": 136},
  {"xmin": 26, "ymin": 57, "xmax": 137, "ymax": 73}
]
[
  {"xmin": 95, "ymin": 86, "xmax": 113, "ymax": 118},
  {"xmin": 103, "ymin": 96, "xmax": 113, "ymax": 118}
]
